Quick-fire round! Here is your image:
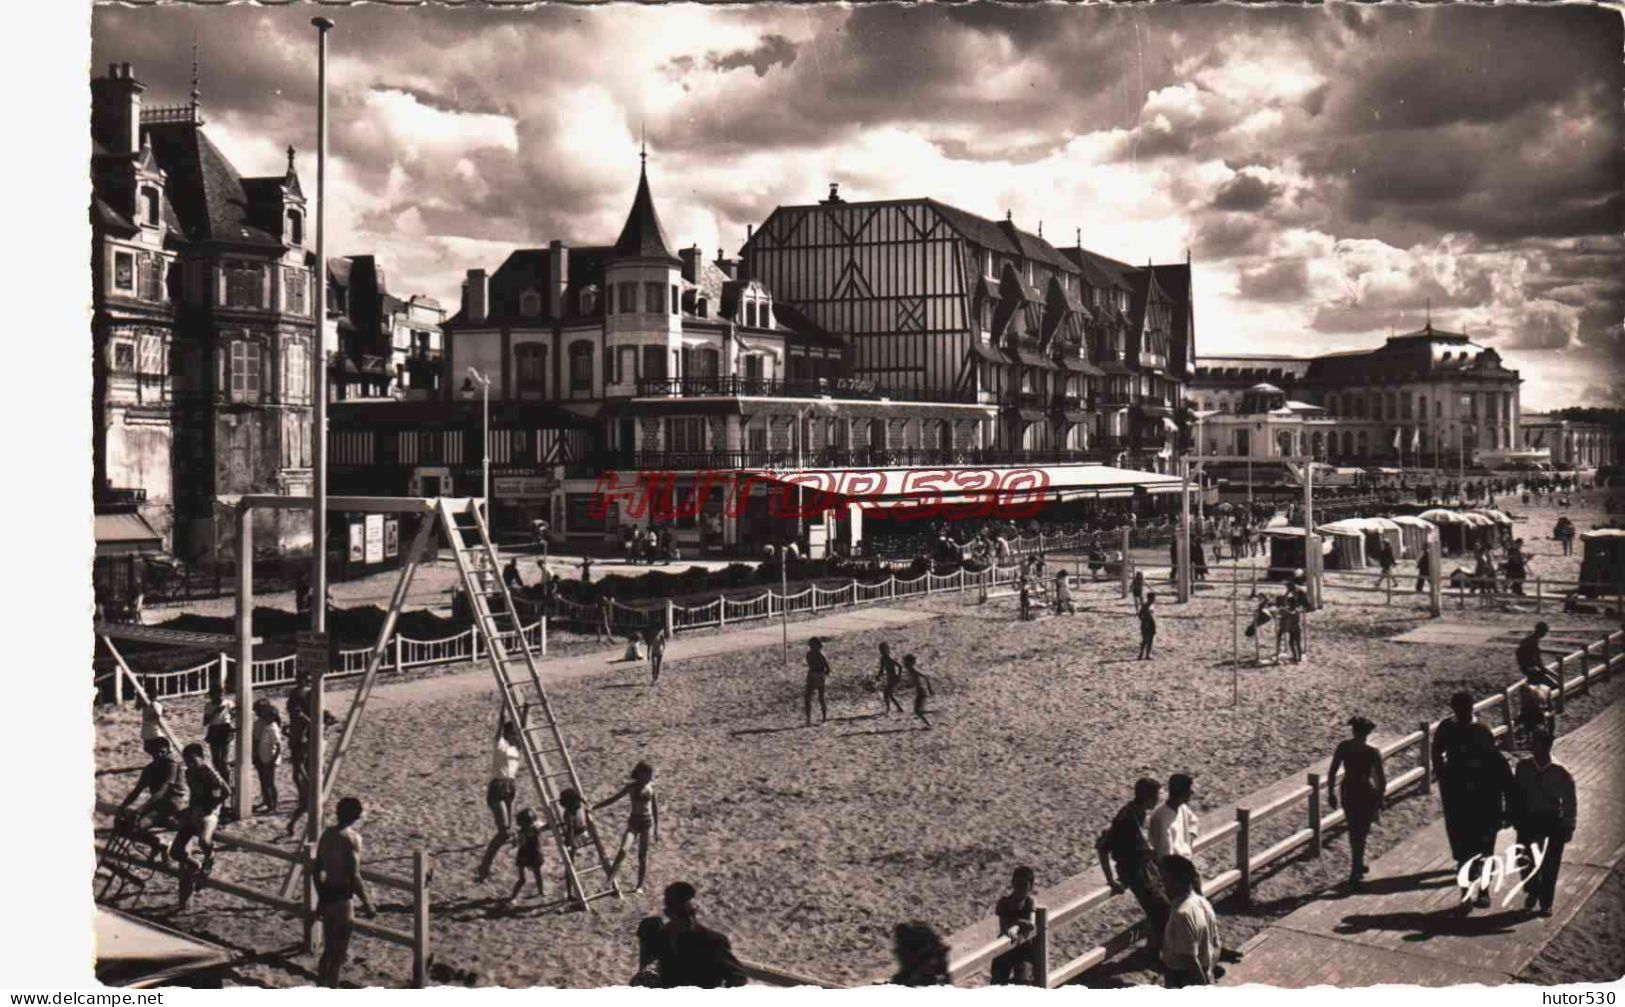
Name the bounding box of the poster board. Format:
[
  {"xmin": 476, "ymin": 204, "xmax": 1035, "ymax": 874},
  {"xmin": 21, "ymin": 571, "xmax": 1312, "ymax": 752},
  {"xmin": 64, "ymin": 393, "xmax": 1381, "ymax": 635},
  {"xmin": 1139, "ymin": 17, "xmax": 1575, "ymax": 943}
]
[
  {"xmin": 347, "ymin": 523, "xmax": 364, "ymax": 562},
  {"xmin": 384, "ymin": 517, "xmax": 399, "ymax": 558},
  {"xmin": 296, "ymin": 630, "xmax": 330, "ymax": 681},
  {"xmin": 364, "ymin": 514, "xmax": 384, "ymax": 564}
]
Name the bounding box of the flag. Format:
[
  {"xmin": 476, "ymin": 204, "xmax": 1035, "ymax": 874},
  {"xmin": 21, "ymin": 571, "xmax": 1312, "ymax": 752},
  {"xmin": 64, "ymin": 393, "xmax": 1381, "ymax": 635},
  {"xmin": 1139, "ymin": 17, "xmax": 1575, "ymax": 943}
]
[
  {"xmin": 1392, "ymin": 428, "xmax": 1402, "ymax": 450},
  {"xmin": 1411, "ymin": 427, "xmax": 1421, "ymax": 451}
]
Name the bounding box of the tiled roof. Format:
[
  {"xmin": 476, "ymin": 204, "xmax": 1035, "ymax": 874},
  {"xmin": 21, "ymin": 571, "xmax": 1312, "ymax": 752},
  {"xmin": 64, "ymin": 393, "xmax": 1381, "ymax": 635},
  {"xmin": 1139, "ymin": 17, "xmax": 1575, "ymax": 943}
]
[
  {"xmin": 1059, "ymin": 247, "xmax": 1136, "ymax": 292},
  {"xmin": 93, "ymin": 195, "xmax": 138, "ymax": 235},
  {"xmin": 142, "ymin": 122, "xmax": 281, "ymax": 248},
  {"xmin": 924, "ymin": 200, "xmax": 1079, "ymax": 274},
  {"xmin": 613, "ymin": 163, "xmax": 681, "ymax": 264}
]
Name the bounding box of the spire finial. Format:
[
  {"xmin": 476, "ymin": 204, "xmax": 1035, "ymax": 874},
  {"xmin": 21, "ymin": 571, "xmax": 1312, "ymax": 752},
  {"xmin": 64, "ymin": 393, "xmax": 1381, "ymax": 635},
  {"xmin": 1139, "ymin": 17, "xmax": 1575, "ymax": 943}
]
[
  {"xmin": 286, "ymin": 145, "xmax": 296, "ymax": 173},
  {"xmin": 1076, "ymin": 226, "xmax": 1082, "ymax": 247},
  {"xmin": 639, "ymin": 120, "xmax": 647, "ymax": 168},
  {"xmin": 1038, "ymin": 220, "xmax": 1043, "ymax": 237},
  {"xmin": 1425, "ymin": 297, "xmax": 1432, "ymax": 329},
  {"xmin": 190, "ymin": 31, "xmax": 201, "ymax": 110},
  {"xmin": 1005, "ymin": 209, "xmax": 1012, "ymax": 222}
]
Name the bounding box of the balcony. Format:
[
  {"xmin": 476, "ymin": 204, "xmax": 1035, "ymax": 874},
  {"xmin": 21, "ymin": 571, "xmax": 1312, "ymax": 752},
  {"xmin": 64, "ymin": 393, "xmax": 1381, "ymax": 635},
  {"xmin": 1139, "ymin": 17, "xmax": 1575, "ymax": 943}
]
[
  {"xmin": 1052, "ymin": 393, "xmax": 1085, "ymax": 412},
  {"xmin": 1095, "ymin": 435, "xmax": 1129, "ymax": 452},
  {"xmin": 1015, "ymin": 391, "xmax": 1048, "ymax": 410},
  {"xmin": 1097, "ymin": 391, "xmax": 1134, "ymax": 409},
  {"xmin": 579, "ymin": 446, "xmax": 1113, "ymax": 475},
  {"xmin": 634, "ymin": 375, "xmax": 976, "ymax": 404},
  {"xmin": 95, "ymin": 486, "xmax": 147, "ymax": 512}
]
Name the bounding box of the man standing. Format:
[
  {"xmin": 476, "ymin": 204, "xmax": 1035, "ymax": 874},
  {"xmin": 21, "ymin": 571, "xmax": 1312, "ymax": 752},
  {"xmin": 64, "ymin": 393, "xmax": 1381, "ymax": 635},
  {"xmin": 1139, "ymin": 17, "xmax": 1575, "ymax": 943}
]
[
  {"xmin": 1511, "ymin": 730, "xmax": 1577, "ymax": 917},
  {"xmin": 314, "ymin": 796, "xmax": 377, "ymax": 988},
  {"xmin": 1432, "ymin": 692, "xmax": 1512, "ymax": 908},
  {"xmin": 1160, "ymin": 856, "xmax": 1222, "ymax": 988},
  {"xmin": 1149, "ymin": 773, "xmax": 1199, "ymax": 882},
  {"xmin": 1375, "ymin": 539, "xmax": 1398, "ymax": 592},
  {"xmin": 1097, "ymin": 778, "xmax": 1170, "ymax": 954},
  {"xmin": 1415, "ymin": 543, "xmax": 1432, "ymax": 594},
  {"xmin": 631, "ymin": 881, "xmax": 747, "ymax": 988}
]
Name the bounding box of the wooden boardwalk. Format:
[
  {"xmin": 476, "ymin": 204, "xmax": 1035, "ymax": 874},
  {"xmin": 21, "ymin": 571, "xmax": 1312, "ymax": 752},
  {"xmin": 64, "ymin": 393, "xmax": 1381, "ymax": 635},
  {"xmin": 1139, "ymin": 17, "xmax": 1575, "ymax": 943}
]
[{"xmin": 1223, "ymin": 699, "xmax": 1625, "ymax": 987}]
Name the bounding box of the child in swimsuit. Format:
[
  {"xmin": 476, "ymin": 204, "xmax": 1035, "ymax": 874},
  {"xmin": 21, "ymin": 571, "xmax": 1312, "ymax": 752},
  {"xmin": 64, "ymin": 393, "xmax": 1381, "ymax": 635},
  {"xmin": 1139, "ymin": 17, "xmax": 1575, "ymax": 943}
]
[
  {"xmin": 903, "ymin": 655, "xmax": 934, "ymax": 729},
  {"xmin": 876, "ymin": 643, "xmax": 905, "ymax": 717},
  {"xmin": 508, "ymin": 809, "xmax": 545, "ymax": 903},
  {"xmin": 557, "ymin": 788, "xmax": 588, "ymax": 902},
  {"xmin": 593, "ymin": 762, "xmax": 659, "ymax": 894}
]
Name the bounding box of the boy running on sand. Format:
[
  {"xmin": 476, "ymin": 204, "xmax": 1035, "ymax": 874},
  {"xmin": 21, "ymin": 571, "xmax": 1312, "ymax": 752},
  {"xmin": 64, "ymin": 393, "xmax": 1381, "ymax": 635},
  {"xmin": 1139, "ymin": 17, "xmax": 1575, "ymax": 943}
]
[
  {"xmin": 508, "ymin": 809, "xmax": 546, "ymax": 903},
  {"xmin": 875, "ymin": 643, "xmax": 905, "ymax": 717},
  {"xmin": 594, "ymin": 761, "xmax": 659, "ymax": 894},
  {"xmin": 903, "ymin": 654, "xmax": 934, "ymax": 729}
]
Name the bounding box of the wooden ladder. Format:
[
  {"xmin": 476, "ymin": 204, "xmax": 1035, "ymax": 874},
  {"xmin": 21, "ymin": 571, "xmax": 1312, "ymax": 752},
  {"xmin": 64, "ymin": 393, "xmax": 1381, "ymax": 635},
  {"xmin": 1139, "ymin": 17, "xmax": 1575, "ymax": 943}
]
[{"xmin": 436, "ymin": 499, "xmax": 621, "ymax": 910}]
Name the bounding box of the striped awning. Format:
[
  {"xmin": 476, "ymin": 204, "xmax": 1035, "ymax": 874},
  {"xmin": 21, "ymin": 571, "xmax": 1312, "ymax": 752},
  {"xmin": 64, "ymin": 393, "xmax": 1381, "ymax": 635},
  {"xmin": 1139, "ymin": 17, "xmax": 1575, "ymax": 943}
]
[{"xmin": 94, "ymin": 513, "xmax": 162, "ymax": 556}]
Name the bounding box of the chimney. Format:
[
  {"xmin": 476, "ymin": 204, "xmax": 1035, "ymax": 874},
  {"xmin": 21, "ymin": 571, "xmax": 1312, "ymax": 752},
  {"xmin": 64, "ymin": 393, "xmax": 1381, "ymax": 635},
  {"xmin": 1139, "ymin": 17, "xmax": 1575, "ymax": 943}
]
[
  {"xmin": 679, "ymin": 244, "xmax": 702, "ymax": 283},
  {"xmin": 547, "ymin": 240, "xmax": 569, "ymax": 318},
  {"xmin": 713, "ymin": 248, "xmax": 736, "ymax": 279},
  {"xmin": 821, "ymin": 182, "xmax": 843, "ymax": 205},
  {"xmin": 91, "ymin": 62, "xmax": 145, "ymax": 155},
  {"xmin": 465, "ymin": 268, "xmax": 488, "ymax": 323}
]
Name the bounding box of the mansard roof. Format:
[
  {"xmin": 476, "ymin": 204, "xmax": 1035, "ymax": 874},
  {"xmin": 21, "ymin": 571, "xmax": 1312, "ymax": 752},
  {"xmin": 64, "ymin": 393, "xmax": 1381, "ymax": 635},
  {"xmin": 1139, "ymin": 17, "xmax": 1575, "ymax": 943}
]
[{"xmin": 141, "ymin": 121, "xmax": 283, "ymax": 248}]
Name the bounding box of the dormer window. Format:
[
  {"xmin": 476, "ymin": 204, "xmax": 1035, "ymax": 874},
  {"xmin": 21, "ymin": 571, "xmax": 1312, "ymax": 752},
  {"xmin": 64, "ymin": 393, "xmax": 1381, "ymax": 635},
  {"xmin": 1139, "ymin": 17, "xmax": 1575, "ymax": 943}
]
[
  {"xmin": 520, "ymin": 289, "xmax": 542, "ymax": 318},
  {"xmin": 745, "ymin": 301, "xmax": 757, "ymax": 327},
  {"xmin": 286, "ymin": 209, "xmax": 304, "ymax": 246},
  {"xmin": 760, "ymin": 301, "xmax": 772, "ymax": 328},
  {"xmin": 696, "ymin": 297, "xmax": 708, "ymax": 319},
  {"xmin": 141, "ymin": 188, "xmax": 160, "ymax": 226},
  {"xmin": 580, "ymin": 285, "xmax": 599, "ymax": 314}
]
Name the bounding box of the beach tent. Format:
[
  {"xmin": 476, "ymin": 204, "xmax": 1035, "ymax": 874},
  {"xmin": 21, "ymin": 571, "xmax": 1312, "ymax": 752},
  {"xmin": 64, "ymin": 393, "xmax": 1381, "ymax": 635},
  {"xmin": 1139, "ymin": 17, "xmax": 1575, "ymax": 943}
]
[
  {"xmin": 1316, "ymin": 521, "xmax": 1369, "ymax": 570},
  {"xmin": 1264, "ymin": 527, "xmax": 1332, "ymax": 582},
  {"xmin": 1419, "ymin": 509, "xmax": 1470, "ymax": 555},
  {"xmin": 1579, "ymin": 529, "xmax": 1625, "ymax": 599},
  {"xmin": 1389, "ymin": 515, "xmax": 1432, "ymax": 558}
]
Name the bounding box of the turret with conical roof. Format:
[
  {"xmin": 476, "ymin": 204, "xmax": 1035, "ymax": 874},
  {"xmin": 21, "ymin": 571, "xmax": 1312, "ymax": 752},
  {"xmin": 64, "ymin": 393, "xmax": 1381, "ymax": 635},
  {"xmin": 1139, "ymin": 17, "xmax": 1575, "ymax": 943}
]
[{"xmin": 612, "ymin": 149, "xmax": 682, "ymax": 266}]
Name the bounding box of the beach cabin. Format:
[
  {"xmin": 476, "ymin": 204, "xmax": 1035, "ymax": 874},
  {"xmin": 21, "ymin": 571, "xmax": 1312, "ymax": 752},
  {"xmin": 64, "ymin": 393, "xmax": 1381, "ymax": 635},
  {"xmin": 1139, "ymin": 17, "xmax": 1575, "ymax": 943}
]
[
  {"xmin": 1389, "ymin": 515, "xmax": 1432, "ymax": 559},
  {"xmin": 1263, "ymin": 528, "xmax": 1331, "ymax": 582},
  {"xmin": 1316, "ymin": 521, "xmax": 1368, "ymax": 570},
  {"xmin": 1579, "ymin": 529, "xmax": 1625, "ymax": 599}
]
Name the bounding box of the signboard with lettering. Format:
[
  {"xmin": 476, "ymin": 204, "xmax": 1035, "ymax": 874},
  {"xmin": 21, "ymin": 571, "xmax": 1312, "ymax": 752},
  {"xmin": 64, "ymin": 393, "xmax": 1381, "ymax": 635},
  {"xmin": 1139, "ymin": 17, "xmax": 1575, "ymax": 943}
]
[
  {"xmin": 493, "ymin": 476, "xmax": 558, "ymax": 500},
  {"xmin": 364, "ymin": 514, "xmax": 385, "ymax": 564},
  {"xmin": 348, "ymin": 523, "xmax": 364, "ymax": 561},
  {"xmin": 296, "ymin": 630, "xmax": 330, "ymax": 681}
]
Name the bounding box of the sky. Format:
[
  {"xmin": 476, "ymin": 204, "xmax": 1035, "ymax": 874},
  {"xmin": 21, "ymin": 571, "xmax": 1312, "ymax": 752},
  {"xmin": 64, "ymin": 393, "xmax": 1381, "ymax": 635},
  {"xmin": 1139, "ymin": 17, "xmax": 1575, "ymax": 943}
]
[{"xmin": 91, "ymin": 3, "xmax": 1624, "ymax": 411}]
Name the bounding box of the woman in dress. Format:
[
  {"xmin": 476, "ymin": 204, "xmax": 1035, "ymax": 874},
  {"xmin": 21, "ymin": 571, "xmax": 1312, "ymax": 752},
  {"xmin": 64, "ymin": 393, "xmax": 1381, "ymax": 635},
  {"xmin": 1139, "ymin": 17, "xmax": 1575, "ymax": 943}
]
[
  {"xmin": 1327, "ymin": 716, "xmax": 1387, "ymax": 887},
  {"xmin": 595, "ymin": 761, "xmax": 659, "ymax": 894}
]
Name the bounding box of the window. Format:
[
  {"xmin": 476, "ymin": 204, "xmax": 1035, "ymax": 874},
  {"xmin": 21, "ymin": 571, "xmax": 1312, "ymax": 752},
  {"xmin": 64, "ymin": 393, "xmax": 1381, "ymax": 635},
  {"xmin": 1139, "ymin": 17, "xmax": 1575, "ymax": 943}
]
[
  {"xmin": 286, "ymin": 210, "xmax": 303, "ymax": 245},
  {"xmin": 284, "ymin": 341, "xmax": 308, "ymax": 402},
  {"xmin": 1401, "ymin": 393, "xmax": 1413, "ymax": 420},
  {"xmin": 137, "ymin": 334, "xmax": 163, "ymax": 376},
  {"xmin": 744, "ymin": 301, "xmax": 757, "ymax": 327},
  {"xmin": 665, "ymin": 417, "xmax": 707, "ymax": 453},
  {"xmin": 747, "ymin": 420, "xmax": 768, "ymax": 453},
  {"xmin": 223, "ymin": 262, "xmax": 265, "ymax": 309},
  {"xmin": 568, "ymin": 341, "xmax": 593, "ymax": 392},
  {"xmin": 642, "ymin": 345, "xmax": 667, "ymax": 382},
  {"xmin": 696, "ymin": 297, "xmax": 709, "ymax": 319},
  {"xmin": 141, "ymin": 188, "xmax": 160, "ymax": 226},
  {"xmin": 111, "ymin": 339, "xmax": 135, "ymax": 372},
  {"xmin": 670, "ymin": 285, "xmax": 679, "ymax": 316},
  {"xmin": 617, "ymin": 347, "xmax": 636, "ymax": 386},
  {"xmin": 139, "ymin": 254, "xmax": 165, "ymax": 302},
  {"xmin": 644, "ymin": 282, "xmax": 666, "ymax": 315},
  {"xmin": 869, "ymin": 417, "xmax": 887, "ymax": 451},
  {"xmin": 618, "ymin": 283, "xmax": 638, "ymax": 314},
  {"xmin": 580, "ymin": 285, "xmax": 599, "ymax": 314},
  {"xmin": 1459, "ymin": 393, "xmax": 1474, "ymax": 417},
  {"xmin": 742, "ymin": 354, "xmax": 763, "ymax": 381},
  {"xmin": 283, "ymin": 267, "xmax": 307, "ymax": 316},
  {"xmin": 519, "ymin": 290, "xmax": 542, "ymax": 317},
  {"xmin": 229, "ymin": 339, "xmax": 261, "ymax": 402},
  {"xmin": 113, "ymin": 252, "xmax": 135, "ymax": 291},
  {"xmin": 516, "ymin": 343, "xmax": 547, "ymax": 390}
]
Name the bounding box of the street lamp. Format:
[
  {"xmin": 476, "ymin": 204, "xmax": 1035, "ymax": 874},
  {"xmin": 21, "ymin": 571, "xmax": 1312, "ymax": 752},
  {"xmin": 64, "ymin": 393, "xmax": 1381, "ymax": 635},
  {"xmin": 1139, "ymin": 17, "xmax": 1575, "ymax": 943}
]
[
  {"xmin": 792, "ymin": 397, "xmax": 839, "ymax": 546},
  {"xmin": 462, "ymin": 367, "xmax": 491, "ymax": 513}
]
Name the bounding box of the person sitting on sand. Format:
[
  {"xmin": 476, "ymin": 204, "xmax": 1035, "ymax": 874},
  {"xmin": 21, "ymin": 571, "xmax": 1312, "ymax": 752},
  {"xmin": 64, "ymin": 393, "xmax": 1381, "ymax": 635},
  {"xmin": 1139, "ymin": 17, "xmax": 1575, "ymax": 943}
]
[
  {"xmin": 903, "ymin": 654, "xmax": 934, "ymax": 729},
  {"xmin": 622, "ymin": 631, "xmax": 645, "ymax": 663},
  {"xmin": 1054, "ymin": 569, "xmax": 1075, "ymax": 615},
  {"xmin": 876, "ymin": 642, "xmax": 905, "ymax": 717},
  {"xmin": 594, "ymin": 761, "xmax": 659, "ymax": 894},
  {"xmin": 507, "ymin": 808, "xmax": 546, "ymax": 904}
]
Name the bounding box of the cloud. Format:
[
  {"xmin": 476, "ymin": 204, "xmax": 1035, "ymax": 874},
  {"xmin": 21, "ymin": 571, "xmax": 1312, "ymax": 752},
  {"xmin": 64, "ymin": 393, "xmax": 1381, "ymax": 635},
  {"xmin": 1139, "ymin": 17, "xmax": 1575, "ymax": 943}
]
[
  {"xmin": 90, "ymin": 3, "xmax": 1625, "ymax": 408},
  {"xmin": 708, "ymin": 33, "xmax": 797, "ymax": 77}
]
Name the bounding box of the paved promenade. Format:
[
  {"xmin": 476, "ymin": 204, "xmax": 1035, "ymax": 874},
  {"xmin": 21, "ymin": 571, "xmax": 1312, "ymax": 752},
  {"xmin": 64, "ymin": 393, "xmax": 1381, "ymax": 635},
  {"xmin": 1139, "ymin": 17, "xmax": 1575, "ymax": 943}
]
[{"xmin": 1223, "ymin": 699, "xmax": 1625, "ymax": 987}]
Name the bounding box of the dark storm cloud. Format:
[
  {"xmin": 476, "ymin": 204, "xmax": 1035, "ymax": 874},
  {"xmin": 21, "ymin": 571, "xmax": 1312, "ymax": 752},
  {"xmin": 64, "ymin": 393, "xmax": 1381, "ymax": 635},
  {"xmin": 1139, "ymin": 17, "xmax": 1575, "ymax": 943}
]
[
  {"xmin": 708, "ymin": 34, "xmax": 797, "ymax": 77},
  {"xmin": 1192, "ymin": 214, "xmax": 1270, "ymax": 260},
  {"xmin": 1211, "ymin": 173, "xmax": 1281, "ymax": 212}
]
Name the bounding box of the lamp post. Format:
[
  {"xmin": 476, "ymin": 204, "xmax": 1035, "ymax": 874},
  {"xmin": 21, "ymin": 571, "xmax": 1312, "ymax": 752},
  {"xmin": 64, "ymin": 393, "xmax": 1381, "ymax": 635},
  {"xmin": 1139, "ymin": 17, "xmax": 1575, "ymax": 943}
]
[
  {"xmin": 463, "ymin": 368, "xmax": 491, "ymax": 513},
  {"xmin": 791, "ymin": 397, "xmax": 837, "ymax": 548}
]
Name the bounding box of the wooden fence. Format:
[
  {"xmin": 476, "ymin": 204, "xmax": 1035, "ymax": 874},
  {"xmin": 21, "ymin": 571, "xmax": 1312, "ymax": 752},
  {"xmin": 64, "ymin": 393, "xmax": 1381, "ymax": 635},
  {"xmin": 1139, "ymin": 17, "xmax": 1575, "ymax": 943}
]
[
  {"xmin": 944, "ymin": 627, "xmax": 1625, "ymax": 987},
  {"xmin": 93, "ymin": 799, "xmax": 432, "ymax": 987}
]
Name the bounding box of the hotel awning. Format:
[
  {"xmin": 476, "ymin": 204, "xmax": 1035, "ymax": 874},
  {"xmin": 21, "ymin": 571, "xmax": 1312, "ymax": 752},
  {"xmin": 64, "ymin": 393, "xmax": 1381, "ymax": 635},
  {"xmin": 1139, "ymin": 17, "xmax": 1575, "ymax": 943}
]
[
  {"xmin": 94, "ymin": 513, "xmax": 163, "ymax": 557},
  {"xmin": 1060, "ymin": 357, "xmax": 1105, "ymax": 375},
  {"xmin": 1007, "ymin": 349, "xmax": 1058, "ymax": 370},
  {"xmin": 751, "ymin": 463, "xmax": 1188, "ymax": 506}
]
